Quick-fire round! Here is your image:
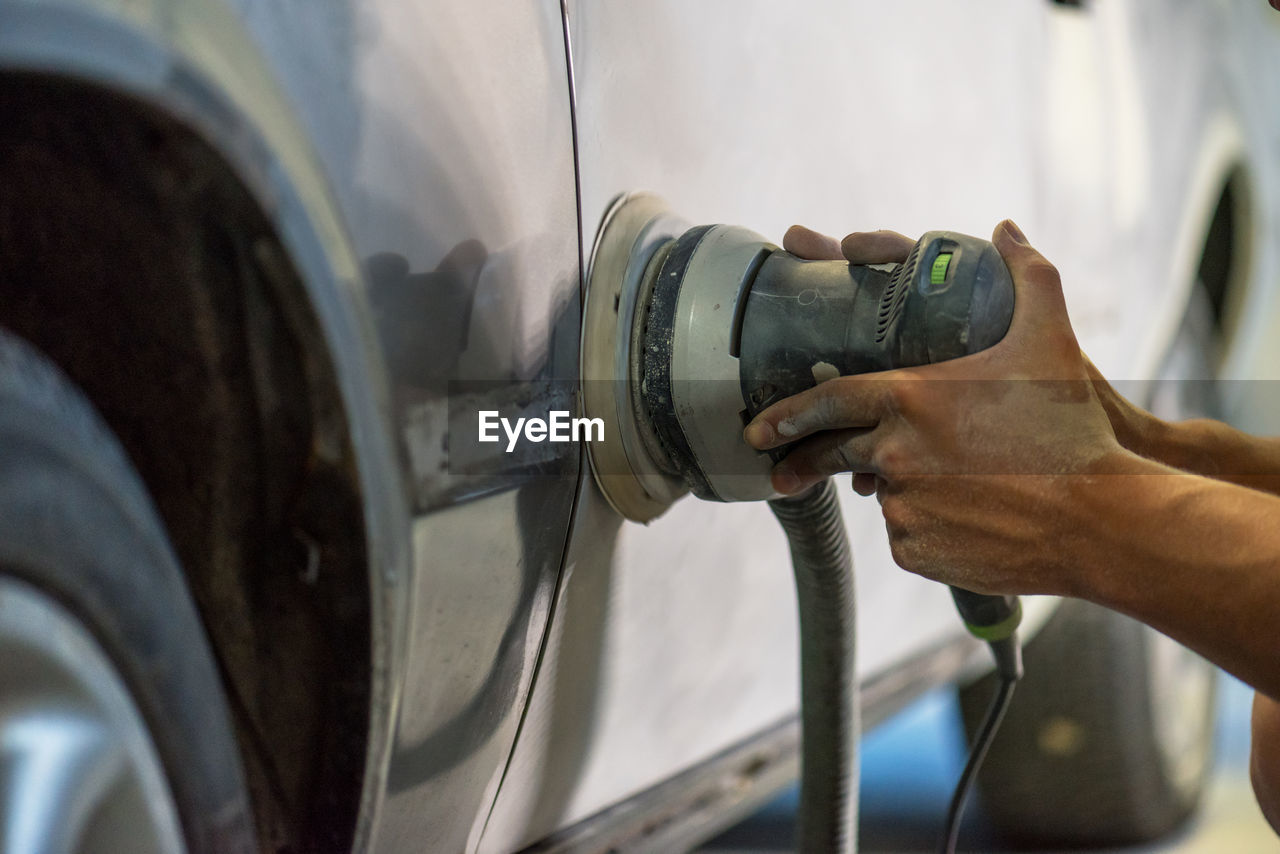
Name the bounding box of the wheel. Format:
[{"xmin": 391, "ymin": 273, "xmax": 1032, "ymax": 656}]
[
  {"xmin": 0, "ymin": 329, "xmax": 255, "ymax": 853},
  {"xmin": 958, "ymin": 283, "xmax": 1220, "ymax": 847},
  {"xmin": 959, "ymin": 598, "xmax": 1216, "ymax": 846}
]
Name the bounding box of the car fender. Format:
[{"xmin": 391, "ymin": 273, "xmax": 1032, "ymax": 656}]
[{"xmin": 0, "ymin": 3, "xmax": 411, "ymax": 850}]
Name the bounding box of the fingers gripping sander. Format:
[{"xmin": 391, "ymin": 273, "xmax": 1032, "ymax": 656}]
[{"xmin": 581, "ymin": 195, "xmax": 1021, "ymax": 644}]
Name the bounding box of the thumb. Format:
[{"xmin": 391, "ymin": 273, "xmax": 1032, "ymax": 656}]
[
  {"xmin": 1081, "ymin": 351, "xmax": 1108, "ymax": 384},
  {"xmin": 992, "ymin": 219, "xmax": 1074, "ymax": 342}
]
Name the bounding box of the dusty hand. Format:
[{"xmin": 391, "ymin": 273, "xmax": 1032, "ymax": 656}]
[
  {"xmin": 1081, "ymin": 353, "xmax": 1168, "ymax": 459},
  {"xmin": 745, "ymin": 221, "xmax": 1125, "ymax": 594}
]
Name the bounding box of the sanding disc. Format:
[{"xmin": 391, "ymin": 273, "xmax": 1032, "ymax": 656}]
[{"xmin": 579, "ymin": 193, "xmax": 688, "ymax": 522}]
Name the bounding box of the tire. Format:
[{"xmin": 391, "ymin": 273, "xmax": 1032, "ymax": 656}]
[
  {"xmin": 0, "ymin": 329, "xmax": 255, "ymax": 853},
  {"xmin": 959, "ymin": 599, "xmax": 1216, "ymax": 847},
  {"xmin": 958, "ymin": 283, "xmax": 1221, "ymax": 847}
]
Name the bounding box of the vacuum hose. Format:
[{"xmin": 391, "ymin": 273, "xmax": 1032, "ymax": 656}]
[{"xmin": 768, "ymin": 480, "xmax": 858, "ymax": 854}]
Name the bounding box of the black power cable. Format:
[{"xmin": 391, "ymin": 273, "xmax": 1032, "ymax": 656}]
[{"xmin": 940, "ymin": 636, "xmax": 1023, "ymax": 854}]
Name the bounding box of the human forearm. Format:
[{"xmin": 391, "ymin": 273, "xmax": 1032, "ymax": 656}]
[
  {"xmin": 1138, "ymin": 417, "xmax": 1280, "ymax": 495},
  {"xmin": 1087, "ymin": 358, "xmax": 1280, "ymax": 494},
  {"xmin": 1066, "ymin": 450, "xmax": 1280, "ymax": 698}
]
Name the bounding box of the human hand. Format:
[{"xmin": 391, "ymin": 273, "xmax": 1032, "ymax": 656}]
[
  {"xmin": 777, "ymin": 225, "xmax": 925, "ymax": 496},
  {"xmin": 745, "ymin": 220, "xmax": 1126, "ymax": 594},
  {"xmin": 1081, "ymin": 353, "xmax": 1170, "ymax": 460},
  {"xmin": 782, "ymin": 223, "xmax": 1160, "ymax": 462}
]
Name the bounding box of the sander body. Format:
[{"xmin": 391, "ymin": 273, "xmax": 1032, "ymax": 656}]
[{"xmin": 582, "ymin": 194, "xmax": 1015, "ymax": 514}]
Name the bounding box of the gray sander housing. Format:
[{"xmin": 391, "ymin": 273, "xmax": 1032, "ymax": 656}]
[{"xmin": 636, "ymin": 226, "xmax": 1015, "ymax": 502}]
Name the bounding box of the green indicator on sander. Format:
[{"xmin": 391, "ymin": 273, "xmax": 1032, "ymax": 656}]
[{"xmin": 930, "ymin": 252, "xmax": 953, "ymax": 286}]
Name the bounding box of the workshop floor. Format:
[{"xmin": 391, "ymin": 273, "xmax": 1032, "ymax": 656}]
[{"xmin": 701, "ymin": 673, "xmax": 1275, "ymax": 853}]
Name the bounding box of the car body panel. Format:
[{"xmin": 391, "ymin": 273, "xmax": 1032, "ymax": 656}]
[
  {"xmin": 0, "ymin": 0, "xmax": 581, "ymax": 850},
  {"xmin": 483, "ymin": 4, "xmax": 1049, "ymax": 846},
  {"xmin": 225, "ymin": 3, "xmax": 585, "ymax": 850},
  {"xmin": 4, "ymin": 1, "xmax": 1280, "ymax": 852},
  {"xmin": 0, "ymin": 1, "xmax": 413, "ymax": 848},
  {"xmin": 488, "ymin": 1, "xmax": 1280, "ymax": 847}
]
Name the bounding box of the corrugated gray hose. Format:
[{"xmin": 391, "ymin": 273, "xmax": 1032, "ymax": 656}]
[{"xmin": 768, "ymin": 479, "xmax": 858, "ymax": 854}]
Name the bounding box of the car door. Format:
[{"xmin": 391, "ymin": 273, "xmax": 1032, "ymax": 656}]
[{"xmin": 480, "ymin": 3, "xmax": 1053, "ymax": 850}]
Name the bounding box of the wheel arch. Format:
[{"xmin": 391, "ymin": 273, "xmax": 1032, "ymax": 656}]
[
  {"xmin": 1141, "ymin": 111, "xmax": 1255, "ymax": 381},
  {"xmin": 0, "ymin": 3, "xmax": 408, "ymax": 851},
  {"xmin": 1194, "ymin": 164, "xmax": 1252, "ymax": 345}
]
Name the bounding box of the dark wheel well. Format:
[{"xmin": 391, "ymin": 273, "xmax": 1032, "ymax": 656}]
[
  {"xmin": 1197, "ymin": 166, "xmax": 1252, "ymax": 341},
  {"xmin": 0, "ymin": 72, "xmax": 371, "ymax": 853}
]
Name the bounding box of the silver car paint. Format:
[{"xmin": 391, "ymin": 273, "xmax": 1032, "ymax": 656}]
[
  {"xmin": 3, "ymin": 0, "xmax": 1279, "ymax": 852},
  {"xmin": 478, "ymin": 2, "xmax": 1280, "ymax": 848},
  {"xmin": 0, "ymin": 0, "xmax": 576, "ymax": 849},
  {"xmin": 485, "ymin": 4, "xmax": 1046, "ymax": 845},
  {"xmin": 0, "ymin": 1, "xmax": 412, "ymax": 848},
  {"xmin": 252, "ymin": 4, "xmax": 584, "ymax": 851}
]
